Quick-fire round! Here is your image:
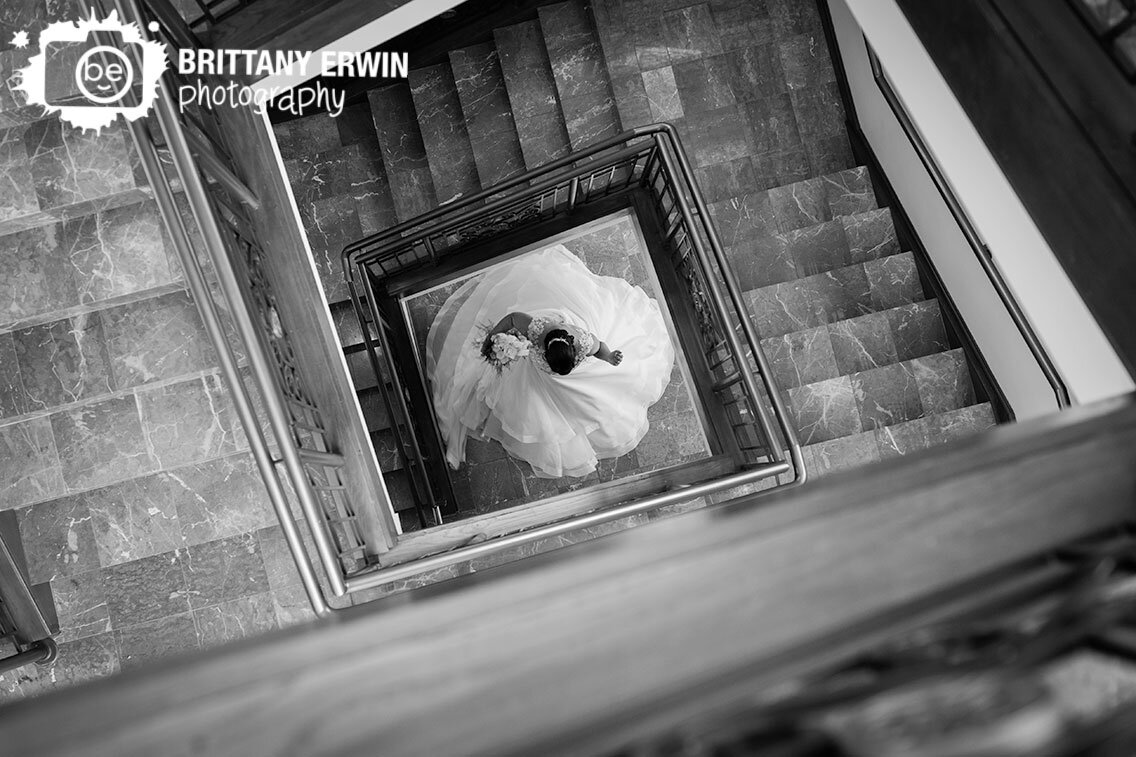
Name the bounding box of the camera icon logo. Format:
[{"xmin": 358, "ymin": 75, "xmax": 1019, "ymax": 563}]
[
  {"xmin": 15, "ymin": 11, "xmax": 167, "ymax": 132},
  {"xmin": 76, "ymin": 43, "xmax": 134, "ymax": 105},
  {"xmin": 44, "ymin": 31, "xmax": 139, "ymax": 107}
]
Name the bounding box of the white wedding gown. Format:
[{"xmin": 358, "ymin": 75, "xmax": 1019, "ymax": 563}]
[{"xmin": 426, "ymin": 245, "xmax": 675, "ymax": 478}]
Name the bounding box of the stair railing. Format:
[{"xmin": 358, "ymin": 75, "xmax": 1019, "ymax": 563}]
[
  {"xmin": 865, "ymin": 43, "xmax": 1071, "ymax": 410},
  {"xmin": 344, "ymin": 124, "xmax": 807, "ymax": 497},
  {"xmin": 0, "ymin": 515, "xmax": 57, "ymax": 675},
  {"xmin": 126, "ymin": 1, "xmax": 805, "ymax": 598},
  {"xmin": 114, "ymin": 0, "xmax": 385, "ymax": 614},
  {"xmin": 338, "ymin": 126, "xmax": 808, "ymax": 591},
  {"xmin": 347, "ymin": 279, "xmax": 441, "ymax": 528}
]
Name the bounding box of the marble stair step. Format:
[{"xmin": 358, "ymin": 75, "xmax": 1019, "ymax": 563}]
[
  {"xmin": 0, "ymin": 118, "xmax": 152, "ymax": 237},
  {"xmin": 0, "ymin": 197, "xmax": 190, "ymax": 335},
  {"xmin": 766, "ymin": 166, "xmax": 878, "ymax": 233},
  {"xmin": 369, "ymin": 428, "xmax": 403, "ymax": 473},
  {"xmin": 367, "ymin": 83, "xmax": 439, "ymax": 222},
  {"xmin": 275, "ymin": 105, "xmax": 400, "ymax": 295},
  {"xmin": 494, "ymin": 19, "xmax": 573, "ymax": 170},
  {"xmin": 537, "ymin": 1, "xmax": 622, "ymax": 150},
  {"xmin": 744, "ymin": 250, "xmax": 924, "ymax": 341},
  {"xmin": 586, "ymin": 0, "xmax": 658, "ymax": 132},
  {"xmin": 330, "ymin": 299, "xmax": 365, "ymax": 352},
  {"xmin": 710, "ymin": 166, "xmax": 877, "ymax": 238},
  {"xmin": 408, "ymin": 63, "xmax": 481, "ymax": 205},
  {"xmin": 449, "ymin": 42, "xmax": 527, "ymax": 189},
  {"xmin": 723, "ymin": 206, "xmax": 901, "ymax": 292},
  {"xmin": 782, "ymin": 346, "xmax": 978, "ymax": 446},
  {"xmin": 357, "ymin": 386, "xmax": 391, "ymax": 434},
  {"xmin": 282, "ymin": 120, "xmax": 400, "ymax": 305},
  {"xmin": 803, "ymin": 402, "xmax": 996, "ymax": 479},
  {"xmin": 381, "ymin": 468, "xmax": 418, "ymax": 513},
  {"xmin": 760, "ymin": 298, "xmax": 950, "ymax": 391}
]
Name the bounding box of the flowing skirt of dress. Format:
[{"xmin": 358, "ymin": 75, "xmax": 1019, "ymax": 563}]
[{"xmin": 427, "ymin": 245, "xmax": 675, "ymax": 478}]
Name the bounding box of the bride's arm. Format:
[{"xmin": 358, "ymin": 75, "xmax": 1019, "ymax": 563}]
[
  {"xmin": 489, "ymin": 312, "xmax": 532, "ymax": 336},
  {"xmin": 593, "ymin": 340, "xmax": 623, "ymax": 366}
]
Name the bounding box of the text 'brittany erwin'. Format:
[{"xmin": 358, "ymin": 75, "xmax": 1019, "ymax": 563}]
[{"xmin": 175, "ymin": 49, "xmax": 409, "ymax": 79}]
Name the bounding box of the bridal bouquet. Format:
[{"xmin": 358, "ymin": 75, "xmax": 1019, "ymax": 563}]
[{"xmin": 480, "ymin": 329, "xmax": 531, "ymax": 370}]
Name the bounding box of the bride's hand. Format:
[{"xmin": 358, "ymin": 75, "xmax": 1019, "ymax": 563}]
[{"xmin": 607, "ymin": 350, "xmax": 623, "ymax": 366}]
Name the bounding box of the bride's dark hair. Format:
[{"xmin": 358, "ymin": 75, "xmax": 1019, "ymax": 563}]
[{"xmin": 544, "ymin": 329, "xmax": 575, "ymax": 375}]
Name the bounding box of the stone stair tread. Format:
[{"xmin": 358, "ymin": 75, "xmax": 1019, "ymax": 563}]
[
  {"xmin": 0, "ymin": 119, "xmax": 153, "ymax": 238},
  {"xmin": 494, "ymin": 19, "xmax": 572, "ymax": 170},
  {"xmin": 367, "ymin": 83, "xmax": 439, "ymax": 222},
  {"xmin": 802, "ymin": 402, "xmax": 995, "ymax": 479},
  {"xmin": 369, "ymin": 427, "xmax": 402, "ymax": 472},
  {"xmin": 381, "ymin": 467, "xmax": 418, "ymax": 512},
  {"xmin": 329, "ymin": 299, "xmax": 364, "ymax": 350},
  {"xmin": 744, "ymin": 250, "xmax": 923, "ymax": 341},
  {"xmin": 356, "ymin": 386, "xmax": 391, "ymax": 434},
  {"xmin": 408, "ymin": 63, "xmax": 481, "ymax": 205},
  {"xmin": 710, "ymin": 165, "xmax": 876, "ymax": 238},
  {"xmin": 760, "ymin": 298, "xmax": 950, "ymax": 391},
  {"xmin": 876, "ymin": 402, "xmax": 996, "ymax": 459},
  {"xmin": 449, "ymin": 42, "xmax": 527, "ymax": 188},
  {"xmin": 716, "ymin": 201, "xmax": 896, "ymax": 294},
  {"xmin": 783, "ymin": 346, "xmax": 977, "ymax": 446},
  {"xmin": 538, "ymin": 1, "xmax": 622, "ymax": 150},
  {"xmin": 279, "ymin": 114, "xmax": 399, "ymax": 239},
  {"xmin": 0, "ymin": 195, "xmax": 189, "ymax": 334}
]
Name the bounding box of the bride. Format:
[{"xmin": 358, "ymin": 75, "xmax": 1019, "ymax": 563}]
[{"xmin": 426, "ymin": 245, "xmax": 675, "ymax": 479}]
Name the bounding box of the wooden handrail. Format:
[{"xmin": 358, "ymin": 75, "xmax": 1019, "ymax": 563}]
[{"xmin": 2, "ymin": 395, "xmax": 1135, "ymax": 756}]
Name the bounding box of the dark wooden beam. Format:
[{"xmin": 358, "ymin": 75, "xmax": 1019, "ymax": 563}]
[
  {"xmin": 894, "ymin": 0, "xmax": 1136, "ymax": 376},
  {"xmin": 2, "ymin": 394, "xmax": 1134, "ymax": 756}
]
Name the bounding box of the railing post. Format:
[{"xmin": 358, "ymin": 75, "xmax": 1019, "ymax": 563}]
[
  {"xmin": 652, "ymin": 128, "xmax": 807, "ymax": 486},
  {"xmin": 116, "ymin": 0, "xmax": 349, "ymax": 600},
  {"xmin": 128, "ymin": 118, "xmax": 333, "ymax": 616}
]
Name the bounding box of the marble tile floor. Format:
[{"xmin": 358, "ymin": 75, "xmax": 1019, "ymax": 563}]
[{"xmin": 400, "ymin": 213, "xmax": 711, "ymax": 520}]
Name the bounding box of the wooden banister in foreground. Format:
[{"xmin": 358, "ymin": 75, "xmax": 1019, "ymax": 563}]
[{"xmin": 2, "ymin": 396, "xmax": 1135, "ymax": 756}]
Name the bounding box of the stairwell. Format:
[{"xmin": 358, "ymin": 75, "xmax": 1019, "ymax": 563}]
[
  {"xmin": 0, "ymin": 0, "xmax": 1001, "ymax": 701},
  {"xmin": 0, "ymin": 8, "xmax": 323, "ymax": 700},
  {"xmin": 275, "ymin": 0, "xmax": 995, "ymax": 516},
  {"xmin": 0, "ymin": 1, "xmax": 1126, "ymax": 738}
]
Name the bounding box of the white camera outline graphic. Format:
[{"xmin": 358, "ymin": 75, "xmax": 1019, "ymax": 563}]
[{"xmin": 74, "ymin": 44, "xmax": 135, "ymax": 105}]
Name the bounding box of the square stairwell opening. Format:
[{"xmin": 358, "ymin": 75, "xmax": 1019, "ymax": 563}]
[
  {"xmin": 398, "ymin": 210, "xmax": 716, "ymax": 524},
  {"xmin": 339, "ymin": 126, "xmax": 802, "ymax": 567}
]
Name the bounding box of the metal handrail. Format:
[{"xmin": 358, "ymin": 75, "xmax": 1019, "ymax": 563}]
[
  {"xmin": 651, "ymin": 127, "xmax": 796, "ymax": 472},
  {"xmin": 345, "ymin": 460, "xmax": 792, "ymax": 593},
  {"xmin": 343, "ymin": 132, "xmax": 657, "ymax": 260},
  {"xmin": 866, "ymin": 44, "xmax": 1071, "ymax": 410},
  {"xmin": 121, "ymin": 0, "xmax": 381, "ymax": 613},
  {"xmin": 356, "ymin": 271, "xmax": 439, "ymax": 527},
  {"xmin": 346, "ymin": 125, "xmax": 806, "ymax": 492},
  {"xmin": 136, "ymin": 0, "xmax": 804, "ymax": 598},
  {"xmin": 0, "ymin": 519, "xmax": 58, "ymax": 674}
]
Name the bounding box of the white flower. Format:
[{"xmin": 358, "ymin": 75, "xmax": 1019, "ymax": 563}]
[{"xmin": 486, "ymin": 332, "xmax": 531, "ymax": 369}]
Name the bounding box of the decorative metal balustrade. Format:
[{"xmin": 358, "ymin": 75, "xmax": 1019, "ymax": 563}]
[
  {"xmin": 119, "ymin": 1, "xmax": 806, "ymax": 605},
  {"xmin": 344, "ymin": 124, "xmax": 805, "ymax": 524},
  {"xmin": 116, "ymin": 0, "xmax": 380, "ymax": 613},
  {"xmin": 0, "ymin": 513, "xmax": 57, "ymax": 676}
]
